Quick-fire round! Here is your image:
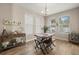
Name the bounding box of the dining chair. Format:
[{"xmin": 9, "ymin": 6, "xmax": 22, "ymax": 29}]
[
  {"xmin": 34, "ymin": 35, "xmax": 47, "ymax": 54},
  {"xmin": 43, "ymin": 35, "xmax": 55, "ymax": 50}
]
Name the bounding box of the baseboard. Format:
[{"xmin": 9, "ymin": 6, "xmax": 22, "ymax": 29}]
[
  {"xmin": 26, "ymin": 36, "xmax": 69, "ymax": 43},
  {"xmin": 54, "ymin": 36, "xmax": 68, "ymax": 42},
  {"xmin": 26, "ymin": 38, "xmax": 35, "ymax": 42}
]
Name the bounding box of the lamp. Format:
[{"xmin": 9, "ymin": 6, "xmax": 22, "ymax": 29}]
[{"xmin": 41, "ymin": 3, "xmax": 48, "ymax": 16}]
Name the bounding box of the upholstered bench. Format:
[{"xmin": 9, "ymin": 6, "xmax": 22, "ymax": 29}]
[{"xmin": 68, "ymin": 32, "xmax": 79, "ymax": 44}]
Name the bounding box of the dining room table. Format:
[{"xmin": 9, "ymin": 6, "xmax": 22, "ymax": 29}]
[{"xmin": 34, "ymin": 33, "xmax": 55, "ymax": 54}]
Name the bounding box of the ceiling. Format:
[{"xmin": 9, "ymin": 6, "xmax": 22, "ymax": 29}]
[{"xmin": 15, "ymin": 3, "xmax": 79, "ymax": 16}]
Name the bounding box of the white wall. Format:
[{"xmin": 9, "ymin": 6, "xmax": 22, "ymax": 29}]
[
  {"xmin": 0, "ymin": 3, "xmax": 12, "ymax": 34},
  {"xmin": 12, "ymin": 4, "xmax": 25, "ymax": 33}
]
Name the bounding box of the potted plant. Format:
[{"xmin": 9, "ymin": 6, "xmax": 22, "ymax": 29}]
[{"xmin": 42, "ymin": 26, "xmax": 49, "ymax": 33}]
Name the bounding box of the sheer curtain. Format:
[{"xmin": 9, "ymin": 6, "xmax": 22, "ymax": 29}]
[
  {"xmin": 25, "ymin": 13, "xmax": 44, "ymax": 40},
  {"xmin": 25, "ymin": 14, "xmax": 33, "ymax": 35},
  {"xmin": 35, "ymin": 16, "xmax": 44, "ymax": 34}
]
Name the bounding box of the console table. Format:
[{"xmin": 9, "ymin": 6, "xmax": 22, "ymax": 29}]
[{"xmin": 0, "ymin": 33, "xmax": 26, "ymax": 52}]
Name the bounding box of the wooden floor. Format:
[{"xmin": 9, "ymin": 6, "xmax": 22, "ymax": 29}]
[{"xmin": 0, "ymin": 39, "xmax": 79, "ymax": 55}]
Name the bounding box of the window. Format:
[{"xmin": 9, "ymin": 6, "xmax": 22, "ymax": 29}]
[
  {"xmin": 25, "ymin": 14, "xmax": 44, "ymax": 40},
  {"xmin": 58, "ymin": 16, "xmax": 70, "ymax": 33},
  {"xmin": 50, "ymin": 19, "xmax": 57, "ymax": 33}
]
